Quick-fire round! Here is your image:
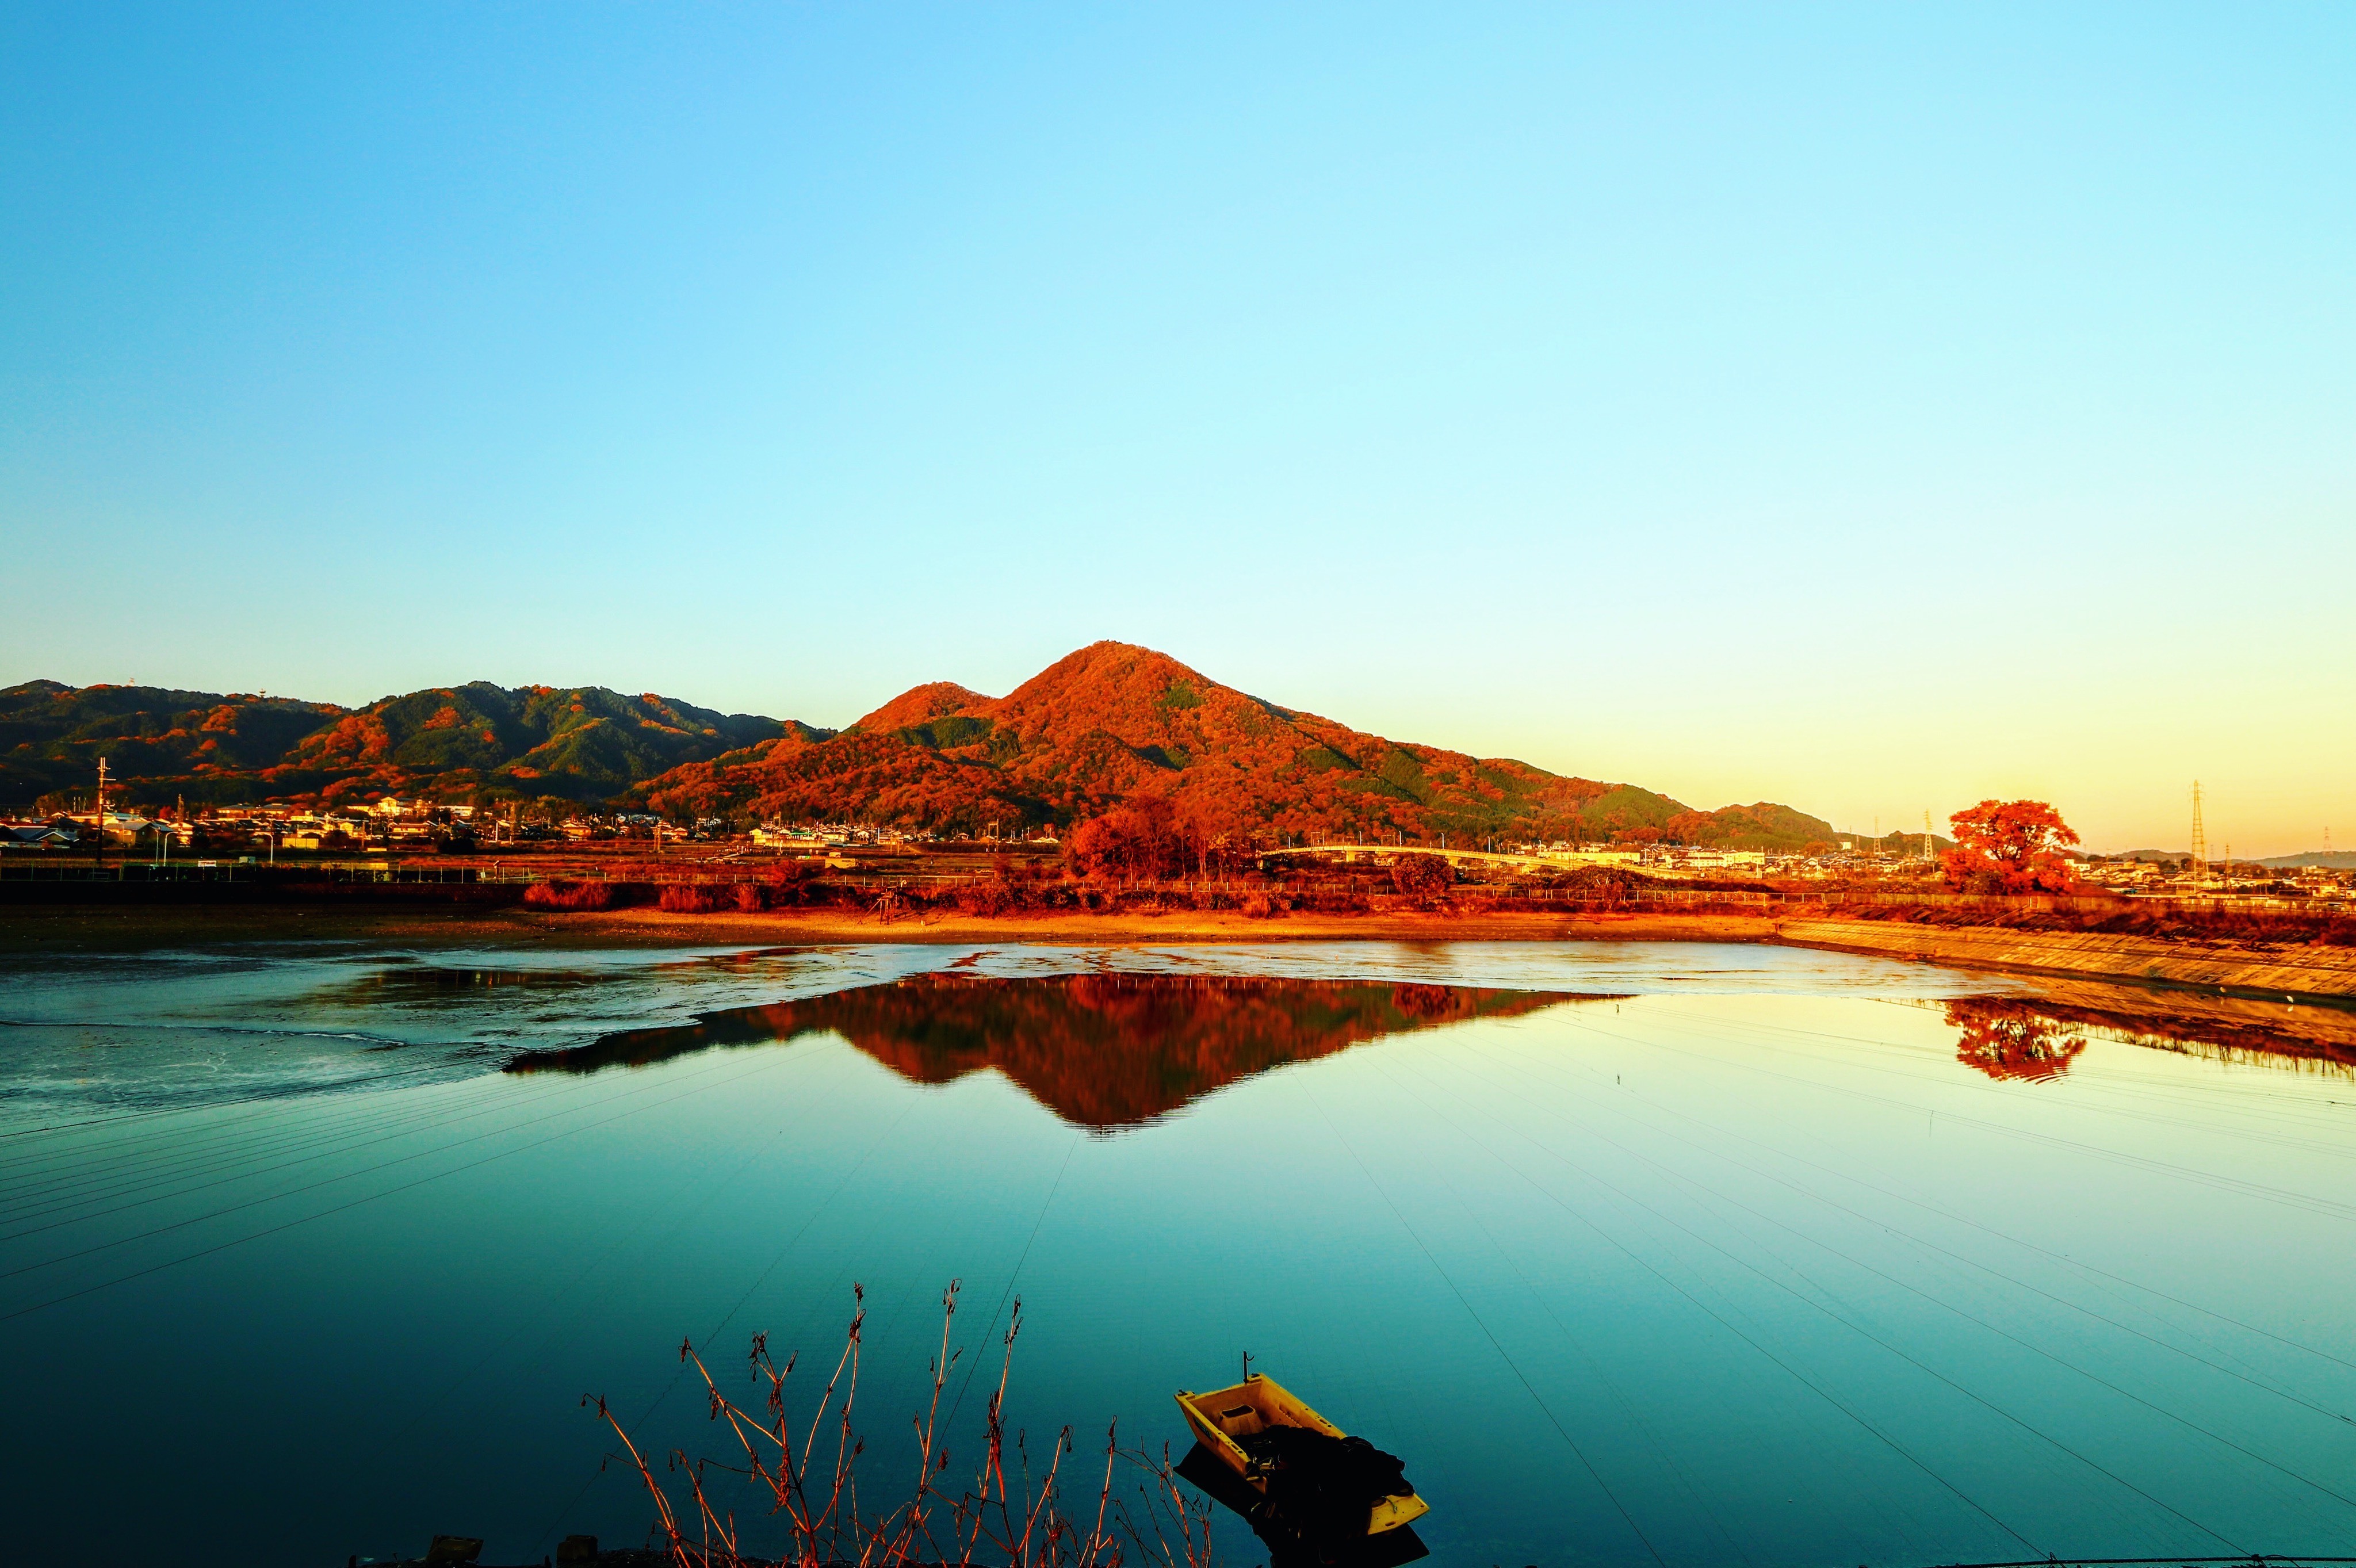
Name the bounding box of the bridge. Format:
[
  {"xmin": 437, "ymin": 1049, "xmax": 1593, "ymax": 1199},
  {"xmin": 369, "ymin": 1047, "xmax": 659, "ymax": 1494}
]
[{"xmin": 1254, "ymin": 843, "xmax": 1639, "ymax": 875}]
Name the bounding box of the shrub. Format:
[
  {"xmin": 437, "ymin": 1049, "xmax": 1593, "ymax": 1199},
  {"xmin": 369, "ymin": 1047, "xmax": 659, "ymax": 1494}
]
[
  {"xmin": 659, "ymin": 883, "xmax": 724, "ymax": 913},
  {"xmin": 733, "ymin": 882, "xmax": 766, "ymax": 913},
  {"xmin": 952, "ymin": 877, "xmax": 1018, "ymax": 916},
  {"xmin": 1390, "ymin": 854, "xmax": 1453, "ymax": 897},
  {"xmin": 522, "ymin": 879, "xmax": 611, "ymax": 911}
]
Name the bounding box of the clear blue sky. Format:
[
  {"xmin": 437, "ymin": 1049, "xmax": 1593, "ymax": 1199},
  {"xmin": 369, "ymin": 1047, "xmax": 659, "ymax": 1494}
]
[{"xmin": 5, "ymin": 3, "xmax": 2350, "ymax": 852}]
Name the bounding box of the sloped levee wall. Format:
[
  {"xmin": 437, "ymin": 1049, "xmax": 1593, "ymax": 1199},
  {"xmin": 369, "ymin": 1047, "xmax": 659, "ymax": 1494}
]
[{"xmin": 1776, "ymin": 919, "xmax": 2356, "ymax": 1001}]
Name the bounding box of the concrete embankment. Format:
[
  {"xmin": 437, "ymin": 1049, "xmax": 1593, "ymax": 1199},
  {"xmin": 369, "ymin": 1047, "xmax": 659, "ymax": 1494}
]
[
  {"xmin": 1987, "ymin": 972, "xmax": 2356, "ymax": 1065},
  {"xmin": 1775, "ymin": 918, "xmax": 2356, "ymax": 1002}
]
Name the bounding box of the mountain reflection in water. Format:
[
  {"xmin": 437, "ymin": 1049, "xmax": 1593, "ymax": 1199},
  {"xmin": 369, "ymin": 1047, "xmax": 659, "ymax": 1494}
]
[{"xmin": 506, "ymin": 973, "xmax": 1605, "ymax": 1128}]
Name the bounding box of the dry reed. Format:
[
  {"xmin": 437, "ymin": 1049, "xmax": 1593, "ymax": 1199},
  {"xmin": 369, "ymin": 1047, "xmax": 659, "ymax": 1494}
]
[{"xmin": 586, "ymin": 1283, "xmax": 1219, "ymax": 1568}]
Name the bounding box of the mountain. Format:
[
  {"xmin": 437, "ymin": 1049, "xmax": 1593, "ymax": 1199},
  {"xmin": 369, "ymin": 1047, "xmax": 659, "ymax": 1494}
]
[
  {"xmin": 280, "ymin": 682, "xmax": 800, "ymax": 804},
  {"xmin": 5, "ymin": 647, "xmax": 1857, "ymax": 844},
  {"xmin": 633, "ymin": 641, "xmax": 1847, "ymax": 850},
  {"xmin": 0, "ymin": 679, "xmax": 800, "ymax": 808},
  {"xmin": 0, "ymin": 681, "xmax": 345, "ymax": 807}
]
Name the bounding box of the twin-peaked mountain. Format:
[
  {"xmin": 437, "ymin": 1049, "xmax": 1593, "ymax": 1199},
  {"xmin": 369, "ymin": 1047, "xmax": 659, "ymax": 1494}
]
[
  {"xmin": 1, "ymin": 644, "xmax": 1846, "ymax": 849},
  {"xmin": 631, "ymin": 641, "xmax": 1839, "ymax": 848}
]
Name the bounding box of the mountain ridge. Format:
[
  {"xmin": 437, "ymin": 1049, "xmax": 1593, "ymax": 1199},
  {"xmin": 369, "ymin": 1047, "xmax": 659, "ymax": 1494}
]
[
  {"xmin": 632, "ymin": 641, "xmax": 1848, "ymax": 850},
  {"xmin": 0, "ymin": 679, "xmax": 796, "ymax": 808},
  {"xmin": 3, "ymin": 645, "xmax": 1848, "ymax": 849}
]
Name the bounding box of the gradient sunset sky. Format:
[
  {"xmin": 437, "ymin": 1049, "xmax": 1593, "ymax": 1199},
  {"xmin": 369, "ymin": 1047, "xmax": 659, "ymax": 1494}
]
[{"xmin": 4, "ymin": 5, "xmax": 2350, "ymax": 855}]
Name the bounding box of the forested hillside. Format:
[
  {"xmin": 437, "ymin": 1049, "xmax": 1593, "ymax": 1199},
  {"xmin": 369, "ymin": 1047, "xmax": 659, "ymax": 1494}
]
[
  {"xmin": 633, "ymin": 642, "xmax": 1845, "ymax": 850},
  {"xmin": 0, "ymin": 679, "xmax": 795, "ymax": 806},
  {"xmin": 6, "ymin": 649, "xmax": 1852, "ymax": 848}
]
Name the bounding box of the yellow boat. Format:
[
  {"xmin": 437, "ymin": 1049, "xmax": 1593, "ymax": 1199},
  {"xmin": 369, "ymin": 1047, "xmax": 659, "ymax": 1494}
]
[{"xmin": 1174, "ymin": 1372, "xmax": 1430, "ymax": 1536}]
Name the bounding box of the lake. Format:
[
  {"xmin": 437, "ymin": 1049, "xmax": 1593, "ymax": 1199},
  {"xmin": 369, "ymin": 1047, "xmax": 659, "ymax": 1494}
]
[{"xmin": 5, "ymin": 940, "xmax": 2354, "ymax": 1567}]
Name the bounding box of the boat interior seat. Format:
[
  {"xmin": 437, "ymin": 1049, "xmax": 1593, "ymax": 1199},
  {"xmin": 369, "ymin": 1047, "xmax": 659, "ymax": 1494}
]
[{"xmin": 1216, "ymin": 1403, "xmax": 1265, "ymax": 1436}]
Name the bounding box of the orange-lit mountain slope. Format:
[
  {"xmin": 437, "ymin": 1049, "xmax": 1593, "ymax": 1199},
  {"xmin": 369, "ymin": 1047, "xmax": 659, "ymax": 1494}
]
[
  {"xmin": 635, "ymin": 641, "xmax": 1841, "ymax": 848},
  {"xmin": 849, "ymin": 682, "xmax": 993, "ymax": 735}
]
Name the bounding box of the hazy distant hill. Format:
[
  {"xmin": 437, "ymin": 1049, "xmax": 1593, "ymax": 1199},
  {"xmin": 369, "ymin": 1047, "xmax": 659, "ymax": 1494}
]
[
  {"xmin": 2258, "ymin": 851, "xmax": 2356, "ymax": 870},
  {"xmin": 0, "ymin": 679, "xmax": 798, "ymax": 807},
  {"xmin": 634, "ymin": 641, "xmax": 1848, "ymax": 849},
  {"xmin": 2113, "ymin": 848, "xmax": 2347, "ymax": 869}
]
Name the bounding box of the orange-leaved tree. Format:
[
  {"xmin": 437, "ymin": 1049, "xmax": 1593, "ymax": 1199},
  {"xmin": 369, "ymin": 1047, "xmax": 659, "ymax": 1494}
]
[
  {"xmin": 1389, "ymin": 852, "xmax": 1454, "ymax": 897},
  {"xmin": 1940, "ymin": 800, "xmax": 2080, "ymax": 894},
  {"xmin": 1065, "ymin": 796, "xmax": 1196, "ymax": 881}
]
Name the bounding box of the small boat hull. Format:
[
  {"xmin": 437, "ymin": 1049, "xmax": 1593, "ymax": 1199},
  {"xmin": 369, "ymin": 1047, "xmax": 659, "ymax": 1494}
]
[{"xmin": 1174, "ymin": 1373, "xmax": 1430, "ymax": 1535}]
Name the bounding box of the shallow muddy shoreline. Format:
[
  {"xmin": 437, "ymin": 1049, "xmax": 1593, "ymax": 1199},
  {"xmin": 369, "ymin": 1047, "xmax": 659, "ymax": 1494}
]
[
  {"xmin": 10, "ymin": 901, "xmax": 2356, "ymax": 1005},
  {"xmin": 0, "ymin": 901, "xmax": 1781, "ymax": 953}
]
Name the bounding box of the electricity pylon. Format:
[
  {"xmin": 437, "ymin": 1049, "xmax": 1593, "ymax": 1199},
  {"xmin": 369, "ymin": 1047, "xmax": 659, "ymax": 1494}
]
[{"xmin": 2189, "ymin": 781, "xmax": 2206, "ymax": 886}]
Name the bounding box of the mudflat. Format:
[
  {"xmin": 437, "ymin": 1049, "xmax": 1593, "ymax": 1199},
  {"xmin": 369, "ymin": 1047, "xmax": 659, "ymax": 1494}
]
[
  {"xmin": 13, "ymin": 902, "xmax": 2356, "ymax": 1008},
  {"xmin": 0, "ymin": 901, "xmax": 1780, "ymax": 953}
]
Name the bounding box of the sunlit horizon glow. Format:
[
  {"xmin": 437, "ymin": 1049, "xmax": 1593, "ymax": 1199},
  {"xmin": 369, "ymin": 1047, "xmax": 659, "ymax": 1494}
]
[{"xmin": 5, "ymin": 6, "xmax": 2350, "ymax": 855}]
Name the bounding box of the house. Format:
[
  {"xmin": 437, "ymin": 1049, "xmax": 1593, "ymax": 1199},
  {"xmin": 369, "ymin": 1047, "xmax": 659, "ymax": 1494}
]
[{"xmin": 1543, "ymin": 847, "xmax": 1641, "ymax": 867}]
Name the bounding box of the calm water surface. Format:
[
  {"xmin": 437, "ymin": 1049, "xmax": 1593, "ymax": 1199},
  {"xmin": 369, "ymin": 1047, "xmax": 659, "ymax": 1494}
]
[{"xmin": 4, "ymin": 940, "xmax": 2354, "ymax": 1567}]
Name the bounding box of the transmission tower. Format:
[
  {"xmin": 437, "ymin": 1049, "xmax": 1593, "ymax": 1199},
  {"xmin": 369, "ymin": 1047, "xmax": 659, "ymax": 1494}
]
[
  {"xmin": 2189, "ymin": 781, "xmax": 2206, "ymax": 887},
  {"xmin": 1923, "ymin": 809, "xmax": 1933, "ymax": 863}
]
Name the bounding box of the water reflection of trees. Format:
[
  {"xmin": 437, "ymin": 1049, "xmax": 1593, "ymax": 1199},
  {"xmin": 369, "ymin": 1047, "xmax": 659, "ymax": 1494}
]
[
  {"xmin": 508, "ymin": 973, "xmax": 1598, "ymax": 1129},
  {"xmin": 1945, "ymin": 999, "xmax": 2087, "ymax": 1083}
]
